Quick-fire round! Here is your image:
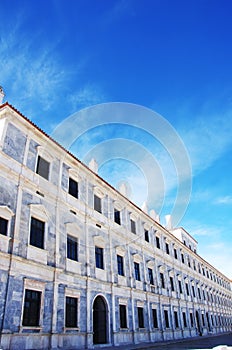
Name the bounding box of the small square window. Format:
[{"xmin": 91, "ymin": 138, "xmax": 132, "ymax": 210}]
[
  {"xmin": 36, "ymin": 156, "xmax": 50, "ymax": 180},
  {"xmin": 22, "ymin": 289, "xmax": 41, "ymax": 327},
  {"xmin": 65, "ymin": 296, "xmax": 78, "ymax": 328},
  {"xmin": 94, "ymin": 195, "xmax": 102, "ymax": 213},
  {"xmin": 0, "ymin": 217, "xmax": 8, "ymax": 236},
  {"xmin": 67, "ymin": 235, "xmax": 78, "ymax": 261},
  {"xmin": 30, "ymin": 217, "xmax": 45, "ymax": 249},
  {"xmin": 69, "ymin": 178, "xmax": 78, "ymax": 198}
]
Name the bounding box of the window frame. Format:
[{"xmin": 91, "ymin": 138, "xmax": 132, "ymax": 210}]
[
  {"xmin": 114, "ymin": 208, "xmax": 121, "ymax": 225},
  {"xmin": 68, "ymin": 177, "xmax": 78, "ymax": 198},
  {"xmin": 29, "ymin": 216, "xmax": 45, "ymax": 249},
  {"xmin": 137, "ymin": 307, "xmax": 144, "ymax": 328},
  {"xmin": 134, "ymin": 262, "xmax": 141, "ymax": 281},
  {"xmin": 119, "ymin": 304, "xmax": 127, "ymax": 329},
  {"xmin": 94, "ymin": 194, "xmax": 102, "ymax": 213},
  {"xmin": 117, "ymin": 254, "xmax": 124, "ymax": 276},
  {"xmin": 36, "ymin": 155, "xmax": 50, "ymax": 180},
  {"xmin": 67, "ymin": 234, "xmax": 78, "ymax": 261},
  {"xmin": 95, "ymin": 246, "xmax": 104, "ymax": 269}
]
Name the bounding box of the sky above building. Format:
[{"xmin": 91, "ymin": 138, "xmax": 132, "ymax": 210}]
[{"xmin": 1, "ymin": 0, "xmax": 232, "ymax": 278}]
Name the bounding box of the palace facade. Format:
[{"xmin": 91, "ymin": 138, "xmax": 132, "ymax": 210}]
[{"xmin": 0, "ymin": 102, "xmax": 231, "ymax": 350}]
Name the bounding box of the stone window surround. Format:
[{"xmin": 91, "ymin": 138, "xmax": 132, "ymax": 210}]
[
  {"xmin": 35, "ymin": 146, "xmax": 54, "ymax": 180},
  {"xmin": 0, "ymin": 206, "xmax": 14, "ymax": 251},
  {"xmin": 20, "ymin": 278, "xmax": 45, "ymax": 331},
  {"xmin": 64, "ymin": 288, "xmax": 80, "ymax": 331}
]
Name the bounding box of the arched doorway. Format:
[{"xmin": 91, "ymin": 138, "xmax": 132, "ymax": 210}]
[{"xmin": 93, "ymin": 296, "xmax": 107, "ymax": 344}]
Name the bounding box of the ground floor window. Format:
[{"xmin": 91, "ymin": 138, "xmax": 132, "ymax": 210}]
[
  {"xmin": 137, "ymin": 307, "xmax": 144, "ymax": 328},
  {"xmin": 22, "ymin": 289, "xmax": 41, "ymax": 327},
  {"xmin": 65, "ymin": 296, "xmax": 78, "ymax": 327},
  {"xmin": 119, "ymin": 304, "xmax": 127, "ymax": 328}
]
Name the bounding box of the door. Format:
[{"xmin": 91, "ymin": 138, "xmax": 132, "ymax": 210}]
[{"xmin": 93, "ymin": 296, "xmax": 107, "ymax": 344}]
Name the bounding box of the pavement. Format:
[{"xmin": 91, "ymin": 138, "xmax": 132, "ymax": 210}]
[{"xmin": 103, "ymin": 332, "xmax": 232, "ymax": 350}]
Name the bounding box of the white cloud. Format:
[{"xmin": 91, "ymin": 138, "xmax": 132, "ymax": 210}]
[
  {"xmin": 214, "ymin": 196, "xmax": 232, "ymax": 205},
  {"xmin": 68, "ymin": 85, "xmax": 106, "ymax": 112}
]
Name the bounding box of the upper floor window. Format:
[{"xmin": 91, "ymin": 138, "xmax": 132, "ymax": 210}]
[
  {"xmin": 114, "ymin": 209, "xmax": 121, "ymax": 225},
  {"xmin": 165, "ymin": 242, "xmax": 169, "ymax": 254},
  {"xmin": 36, "ymin": 155, "xmax": 50, "ymax": 180},
  {"xmin": 65, "ymin": 296, "xmax": 78, "ymax": 328},
  {"xmin": 68, "ymin": 178, "xmax": 78, "ymax": 198},
  {"xmin": 130, "ymin": 219, "xmax": 136, "ymax": 234},
  {"xmin": 117, "ymin": 254, "xmax": 124, "ymax": 276},
  {"xmin": 174, "ymin": 311, "xmax": 179, "ymax": 328},
  {"xmin": 22, "ymin": 289, "xmax": 41, "ymax": 327},
  {"xmin": 181, "ymin": 253, "xmax": 185, "ymax": 264},
  {"xmin": 156, "ymin": 236, "xmax": 160, "ymax": 249},
  {"xmin": 94, "ymin": 194, "xmax": 102, "ymax": 213},
  {"xmin": 148, "ymin": 268, "xmax": 154, "ymax": 285},
  {"xmin": 160, "ymin": 272, "xmax": 165, "ymax": 289},
  {"xmin": 95, "ymin": 246, "xmax": 104, "ymax": 269},
  {"xmin": 0, "ymin": 217, "xmax": 8, "ymax": 236},
  {"xmin": 174, "ymin": 248, "xmax": 178, "ymax": 259},
  {"xmin": 30, "ymin": 217, "xmax": 45, "ymax": 249},
  {"xmin": 144, "ymin": 229, "xmax": 149, "ymax": 242},
  {"xmin": 164, "ymin": 310, "xmax": 170, "ymax": 328},
  {"xmin": 170, "ymin": 276, "xmax": 175, "ymax": 291},
  {"xmin": 134, "ymin": 262, "xmax": 140, "ymax": 281},
  {"xmin": 67, "ymin": 235, "xmax": 78, "ymax": 261},
  {"xmin": 182, "ymin": 312, "xmax": 187, "ymax": 327}
]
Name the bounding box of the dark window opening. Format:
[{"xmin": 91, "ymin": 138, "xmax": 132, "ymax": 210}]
[
  {"xmin": 67, "ymin": 235, "xmax": 78, "ymax": 261},
  {"xmin": 152, "ymin": 309, "xmax": 158, "ymax": 328},
  {"xmin": 69, "ymin": 178, "xmax": 78, "ymax": 198},
  {"xmin": 160, "ymin": 272, "xmax": 165, "ymax": 289},
  {"xmin": 94, "ymin": 194, "xmax": 102, "ymax": 213},
  {"xmin": 22, "ymin": 289, "xmax": 41, "ymax": 327},
  {"xmin": 164, "ymin": 310, "xmax": 169, "ymax": 328},
  {"xmin": 134, "ymin": 262, "xmax": 140, "ymax": 281},
  {"xmin": 174, "ymin": 311, "xmax": 179, "ymax": 328},
  {"xmin": 144, "ymin": 229, "xmax": 149, "ymax": 242},
  {"xmin": 165, "ymin": 242, "xmax": 169, "ymax": 254},
  {"xmin": 148, "ymin": 268, "xmax": 154, "ymax": 285},
  {"xmin": 183, "ymin": 312, "xmax": 187, "ymax": 327},
  {"xmin": 178, "ymin": 280, "xmax": 182, "ymax": 294},
  {"xmin": 117, "ymin": 255, "xmax": 124, "ymax": 276},
  {"xmin": 65, "ymin": 296, "xmax": 77, "ymax": 328},
  {"xmin": 170, "ymin": 276, "xmax": 175, "ymax": 291},
  {"xmin": 130, "ymin": 219, "xmax": 136, "ymax": 234},
  {"xmin": 30, "ymin": 217, "xmax": 45, "ymax": 249},
  {"xmin": 137, "ymin": 307, "xmax": 144, "ymax": 328},
  {"xmin": 95, "ymin": 246, "xmax": 104, "ymax": 269},
  {"xmin": 156, "ymin": 236, "xmax": 160, "ymax": 249},
  {"xmin": 174, "ymin": 248, "xmax": 178, "ymax": 259},
  {"xmin": 114, "ymin": 209, "xmax": 121, "ymax": 225},
  {"xmin": 36, "ymin": 156, "xmax": 49, "ymax": 180},
  {"xmin": 0, "ymin": 217, "xmax": 8, "ymax": 236},
  {"xmin": 119, "ymin": 305, "xmax": 127, "ymax": 328}
]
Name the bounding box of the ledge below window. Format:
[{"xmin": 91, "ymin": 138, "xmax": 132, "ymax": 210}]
[{"xmin": 27, "ymin": 245, "xmax": 48, "ymax": 265}]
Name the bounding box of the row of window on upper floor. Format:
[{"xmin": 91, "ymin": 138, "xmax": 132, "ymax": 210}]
[{"xmin": 0, "ymin": 212, "xmax": 231, "ymax": 292}]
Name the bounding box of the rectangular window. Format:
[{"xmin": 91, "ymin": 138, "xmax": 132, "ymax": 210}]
[
  {"xmin": 148, "ymin": 268, "xmax": 154, "ymax": 285},
  {"xmin": 181, "ymin": 253, "xmax": 185, "ymax": 263},
  {"xmin": 117, "ymin": 255, "xmax": 124, "ymax": 276},
  {"xmin": 160, "ymin": 272, "xmax": 165, "ymax": 289},
  {"xmin": 114, "ymin": 209, "xmax": 121, "ymax": 225},
  {"xmin": 170, "ymin": 276, "xmax": 175, "ymax": 291},
  {"xmin": 68, "ymin": 178, "xmax": 78, "ymax": 198},
  {"xmin": 190, "ymin": 312, "xmax": 194, "ymax": 327},
  {"xmin": 183, "ymin": 312, "xmax": 187, "ymax": 327},
  {"xmin": 164, "ymin": 310, "xmax": 169, "ymax": 328},
  {"xmin": 0, "ymin": 217, "xmax": 8, "ymax": 236},
  {"xmin": 130, "ymin": 219, "xmax": 136, "ymax": 234},
  {"xmin": 201, "ymin": 313, "xmax": 205, "ymax": 327},
  {"xmin": 137, "ymin": 307, "xmax": 144, "ymax": 328},
  {"xmin": 192, "ymin": 285, "xmax": 196, "ymax": 297},
  {"xmin": 94, "ymin": 194, "xmax": 102, "ymax": 213},
  {"xmin": 198, "ymin": 287, "xmax": 201, "ymax": 299},
  {"xmin": 178, "ymin": 280, "xmax": 182, "ymax": 294},
  {"xmin": 36, "ymin": 155, "xmax": 49, "ymax": 180},
  {"xmin": 95, "ymin": 246, "xmax": 104, "ymax": 269},
  {"xmin": 165, "ymin": 242, "xmax": 169, "ymax": 254},
  {"xmin": 65, "ymin": 296, "xmax": 77, "ymax": 328},
  {"xmin": 152, "ymin": 309, "xmax": 158, "ymax": 328},
  {"xmin": 30, "ymin": 217, "xmax": 45, "ymax": 249},
  {"xmin": 156, "ymin": 236, "xmax": 160, "ymax": 249},
  {"xmin": 119, "ymin": 304, "xmax": 127, "ymax": 328},
  {"xmin": 67, "ymin": 235, "xmax": 78, "ymax": 261},
  {"xmin": 22, "ymin": 289, "xmax": 41, "ymax": 327},
  {"xmin": 134, "ymin": 262, "xmax": 140, "ymax": 281},
  {"xmin": 186, "ymin": 282, "xmax": 189, "ymax": 296},
  {"xmin": 144, "ymin": 229, "xmax": 149, "ymax": 242},
  {"xmin": 174, "ymin": 248, "xmax": 178, "ymax": 259},
  {"xmin": 174, "ymin": 311, "xmax": 179, "ymax": 328}
]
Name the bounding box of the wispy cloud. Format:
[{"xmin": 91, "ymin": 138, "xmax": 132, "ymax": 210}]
[
  {"xmin": 68, "ymin": 85, "xmax": 106, "ymax": 112},
  {"xmin": 213, "ymin": 196, "xmax": 232, "ymax": 205}
]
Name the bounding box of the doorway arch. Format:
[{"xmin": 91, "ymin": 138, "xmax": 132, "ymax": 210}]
[{"xmin": 93, "ymin": 295, "xmax": 107, "ymax": 344}]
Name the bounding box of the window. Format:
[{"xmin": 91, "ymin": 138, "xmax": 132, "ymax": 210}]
[
  {"xmin": 174, "ymin": 311, "xmax": 179, "ymax": 328},
  {"xmin": 148, "ymin": 268, "xmax": 154, "ymax": 285},
  {"xmin": 165, "ymin": 242, "xmax": 169, "ymax": 254},
  {"xmin": 170, "ymin": 276, "xmax": 175, "ymax": 291},
  {"xmin": 67, "ymin": 235, "xmax": 78, "ymax": 261},
  {"xmin": 198, "ymin": 287, "xmax": 201, "ymax": 299},
  {"xmin": 130, "ymin": 219, "xmax": 136, "ymax": 234},
  {"xmin": 119, "ymin": 305, "xmax": 127, "ymax": 328},
  {"xmin": 190, "ymin": 312, "xmax": 194, "ymax": 327},
  {"xmin": 65, "ymin": 296, "xmax": 77, "ymax": 328},
  {"xmin": 36, "ymin": 155, "xmax": 49, "ymax": 180},
  {"xmin": 183, "ymin": 312, "xmax": 187, "ymax": 327},
  {"xmin": 186, "ymin": 282, "xmax": 189, "ymax": 296},
  {"xmin": 192, "ymin": 285, "xmax": 196, "ymax": 298},
  {"xmin": 181, "ymin": 253, "xmax": 185, "ymax": 263},
  {"xmin": 137, "ymin": 307, "xmax": 144, "ymax": 328},
  {"xmin": 174, "ymin": 248, "xmax": 178, "ymax": 259},
  {"xmin": 144, "ymin": 229, "xmax": 149, "ymax": 242},
  {"xmin": 201, "ymin": 313, "xmax": 205, "ymax": 327},
  {"xmin": 0, "ymin": 217, "xmax": 8, "ymax": 236},
  {"xmin": 178, "ymin": 280, "xmax": 182, "ymax": 294},
  {"xmin": 22, "ymin": 289, "xmax": 41, "ymax": 327},
  {"xmin": 114, "ymin": 209, "xmax": 121, "ymax": 225},
  {"xmin": 68, "ymin": 178, "xmax": 78, "ymax": 198},
  {"xmin": 160, "ymin": 272, "xmax": 165, "ymax": 289},
  {"xmin": 156, "ymin": 236, "xmax": 160, "ymax": 249},
  {"xmin": 94, "ymin": 194, "xmax": 102, "ymax": 213},
  {"xmin": 117, "ymin": 255, "xmax": 124, "ymax": 276},
  {"xmin": 134, "ymin": 262, "xmax": 140, "ymax": 281},
  {"xmin": 30, "ymin": 217, "xmax": 45, "ymax": 249},
  {"xmin": 152, "ymin": 309, "xmax": 158, "ymax": 328},
  {"xmin": 164, "ymin": 310, "xmax": 169, "ymax": 328},
  {"xmin": 95, "ymin": 246, "xmax": 104, "ymax": 269}
]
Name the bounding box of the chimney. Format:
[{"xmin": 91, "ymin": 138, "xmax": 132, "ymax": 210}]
[
  {"xmin": 0, "ymin": 87, "xmax": 5, "ymax": 104},
  {"xmin": 89, "ymin": 158, "xmax": 98, "ymax": 173},
  {"xmin": 165, "ymin": 214, "xmax": 172, "ymax": 230}
]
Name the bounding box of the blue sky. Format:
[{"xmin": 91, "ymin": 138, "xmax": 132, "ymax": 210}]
[{"xmin": 1, "ymin": 0, "xmax": 232, "ymax": 278}]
